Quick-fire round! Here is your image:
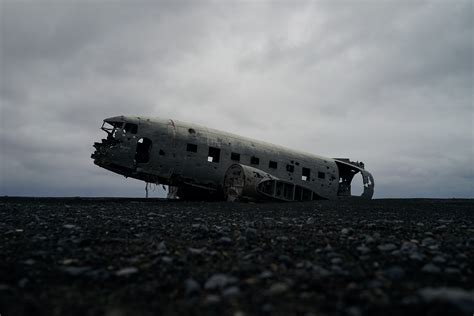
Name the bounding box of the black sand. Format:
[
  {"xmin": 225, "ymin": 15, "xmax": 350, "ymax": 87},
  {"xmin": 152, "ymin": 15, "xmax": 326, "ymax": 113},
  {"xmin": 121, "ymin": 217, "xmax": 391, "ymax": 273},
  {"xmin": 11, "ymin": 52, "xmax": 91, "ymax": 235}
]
[{"xmin": 1, "ymin": 198, "xmax": 473, "ymax": 315}]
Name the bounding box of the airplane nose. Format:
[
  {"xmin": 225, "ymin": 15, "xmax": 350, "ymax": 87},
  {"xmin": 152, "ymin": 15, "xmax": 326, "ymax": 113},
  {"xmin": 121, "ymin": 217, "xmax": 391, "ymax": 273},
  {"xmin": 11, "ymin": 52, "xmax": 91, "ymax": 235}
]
[{"xmin": 91, "ymin": 138, "xmax": 116, "ymax": 161}]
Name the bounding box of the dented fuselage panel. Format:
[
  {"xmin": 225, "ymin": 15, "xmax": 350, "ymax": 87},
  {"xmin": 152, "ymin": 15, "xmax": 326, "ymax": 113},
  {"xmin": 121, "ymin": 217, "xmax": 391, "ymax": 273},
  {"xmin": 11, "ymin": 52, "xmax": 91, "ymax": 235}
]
[{"xmin": 91, "ymin": 116, "xmax": 375, "ymax": 201}]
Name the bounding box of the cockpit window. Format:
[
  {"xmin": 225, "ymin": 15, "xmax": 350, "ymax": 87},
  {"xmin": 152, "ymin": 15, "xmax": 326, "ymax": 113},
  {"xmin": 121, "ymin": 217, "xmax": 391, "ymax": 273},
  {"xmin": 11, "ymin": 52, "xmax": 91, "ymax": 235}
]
[
  {"xmin": 124, "ymin": 123, "xmax": 138, "ymax": 134},
  {"xmin": 101, "ymin": 121, "xmax": 123, "ymax": 134}
]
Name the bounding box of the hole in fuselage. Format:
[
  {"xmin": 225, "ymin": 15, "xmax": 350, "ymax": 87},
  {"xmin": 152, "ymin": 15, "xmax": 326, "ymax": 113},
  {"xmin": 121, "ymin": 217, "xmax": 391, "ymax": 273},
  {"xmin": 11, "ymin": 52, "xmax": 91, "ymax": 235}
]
[
  {"xmin": 135, "ymin": 137, "xmax": 152, "ymax": 163},
  {"xmin": 351, "ymin": 172, "xmax": 364, "ymax": 196}
]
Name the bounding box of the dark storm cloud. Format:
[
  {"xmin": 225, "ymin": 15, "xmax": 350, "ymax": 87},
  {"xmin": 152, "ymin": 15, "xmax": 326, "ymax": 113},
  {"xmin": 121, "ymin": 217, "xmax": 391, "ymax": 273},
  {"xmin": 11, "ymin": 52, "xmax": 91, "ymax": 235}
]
[{"xmin": 0, "ymin": 0, "xmax": 472, "ymax": 198}]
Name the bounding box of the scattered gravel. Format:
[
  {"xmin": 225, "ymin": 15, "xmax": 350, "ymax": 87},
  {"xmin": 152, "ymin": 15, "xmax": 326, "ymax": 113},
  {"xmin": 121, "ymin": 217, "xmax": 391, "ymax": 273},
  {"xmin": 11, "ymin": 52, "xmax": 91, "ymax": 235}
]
[{"xmin": 0, "ymin": 197, "xmax": 472, "ymax": 316}]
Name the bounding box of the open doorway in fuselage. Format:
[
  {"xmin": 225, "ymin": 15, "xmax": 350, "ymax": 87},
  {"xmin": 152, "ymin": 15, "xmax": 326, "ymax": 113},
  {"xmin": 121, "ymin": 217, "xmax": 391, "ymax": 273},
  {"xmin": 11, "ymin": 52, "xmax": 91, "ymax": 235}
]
[{"xmin": 135, "ymin": 137, "xmax": 152, "ymax": 164}]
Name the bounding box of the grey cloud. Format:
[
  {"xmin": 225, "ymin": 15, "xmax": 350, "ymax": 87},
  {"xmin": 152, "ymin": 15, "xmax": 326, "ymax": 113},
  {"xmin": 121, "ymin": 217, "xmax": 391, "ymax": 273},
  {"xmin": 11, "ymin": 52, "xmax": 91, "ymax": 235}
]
[{"xmin": 1, "ymin": 0, "xmax": 472, "ymax": 198}]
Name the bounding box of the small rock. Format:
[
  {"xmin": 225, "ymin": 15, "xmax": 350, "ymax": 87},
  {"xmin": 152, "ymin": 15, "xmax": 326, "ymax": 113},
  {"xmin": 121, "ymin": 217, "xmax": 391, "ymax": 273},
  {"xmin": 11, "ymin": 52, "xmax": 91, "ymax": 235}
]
[
  {"xmin": 62, "ymin": 266, "xmax": 91, "ymax": 276},
  {"xmin": 313, "ymin": 265, "xmax": 330, "ymax": 277},
  {"xmin": 63, "ymin": 224, "xmax": 76, "ymax": 229},
  {"xmin": 268, "ymin": 282, "xmax": 289, "ymax": 295},
  {"xmin": 356, "ymin": 244, "xmax": 371, "ymax": 254},
  {"xmin": 421, "ymin": 237, "xmax": 437, "ymax": 247},
  {"xmin": 432, "ymin": 255, "xmax": 446, "ymax": 263},
  {"xmin": 261, "ymin": 303, "xmax": 273, "ymax": 313},
  {"xmin": 18, "ymin": 278, "xmax": 28, "ymax": 288},
  {"xmin": 204, "ymin": 294, "xmax": 221, "ymax": 304},
  {"xmin": 400, "ymin": 241, "xmax": 418, "ymax": 253},
  {"xmin": 378, "ymin": 243, "xmax": 397, "ymax": 252},
  {"xmin": 419, "ymin": 287, "xmax": 474, "ymax": 314},
  {"xmin": 409, "ymin": 251, "xmax": 425, "ymax": 261},
  {"xmin": 157, "ymin": 241, "xmax": 168, "ymax": 253},
  {"xmin": 331, "ymin": 257, "xmax": 342, "ymax": 265},
  {"xmin": 258, "ymin": 270, "xmax": 273, "ymax": 279},
  {"xmin": 445, "ymin": 267, "xmax": 461, "ymax": 274},
  {"xmin": 222, "ymin": 286, "xmax": 240, "ymax": 297},
  {"xmin": 422, "ymin": 263, "xmax": 441, "ymax": 274},
  {"xmin": 23, "ymin": 259, "xmax": 35, "ymax": 265},
  {"xmin": 245, "ymin": 228, "xmax": 257, "ymax": 239},
  {"xmin": 341, "ymin": 228, "xmax": 353, "ymax": 235},
  {"xmin": 306, "ymin": 217, "xmax": 315, "ymax": 225},
  {"xmin": 188, "ymin": 247, "xmax": 206, "ymax": 255},
  {"xmin": 204, "ymin": 274, "xmax": 237, "ymax": 290},
  {"xmin": 218, "ymin": 236, "xmax": 233, "ymax": 245},
  {"xmin": 383, "ymin": 266, "xmax": 405, "ymax": 280},
  {"xmin": 184, "ymin": 278, "xmax": 201, "ymax": 295},
  {"xmin": 115, "ymin": 267, "xmax": 139, "ymax": 276},
  {"xmin": 346, "ymin": 306, "xmax": 362, "ymax": 316},
  {"xmin": 0, "ymin": 284, "xmax": 10, "ymax": 291}
]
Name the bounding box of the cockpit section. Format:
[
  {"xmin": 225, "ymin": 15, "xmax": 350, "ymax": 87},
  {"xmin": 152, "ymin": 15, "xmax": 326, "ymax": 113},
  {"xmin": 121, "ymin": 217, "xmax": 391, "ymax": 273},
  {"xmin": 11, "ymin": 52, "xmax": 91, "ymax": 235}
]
[
  {"xmin": 91, "ymin": 117, "xmax": 143, "ymax": 177},
  {"xmin": 101, "ymin": 120, "xmax": 138, "ymax": 138}
]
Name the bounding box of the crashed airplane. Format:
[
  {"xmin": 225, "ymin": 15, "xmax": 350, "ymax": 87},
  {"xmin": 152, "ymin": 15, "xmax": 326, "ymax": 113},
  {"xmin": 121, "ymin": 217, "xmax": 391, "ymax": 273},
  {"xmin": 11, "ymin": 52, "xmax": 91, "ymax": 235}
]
[{"xmin": 91, "ymin": 116, "xmax": 374, "ymax": 201}]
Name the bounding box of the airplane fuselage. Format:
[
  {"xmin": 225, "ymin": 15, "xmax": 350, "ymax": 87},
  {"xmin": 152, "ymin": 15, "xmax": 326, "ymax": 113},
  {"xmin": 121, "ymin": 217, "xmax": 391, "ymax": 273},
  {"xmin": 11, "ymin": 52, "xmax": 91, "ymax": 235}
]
[{"xmin": 91, "ymin": 116, "xmax": 374, "ymax": 201}]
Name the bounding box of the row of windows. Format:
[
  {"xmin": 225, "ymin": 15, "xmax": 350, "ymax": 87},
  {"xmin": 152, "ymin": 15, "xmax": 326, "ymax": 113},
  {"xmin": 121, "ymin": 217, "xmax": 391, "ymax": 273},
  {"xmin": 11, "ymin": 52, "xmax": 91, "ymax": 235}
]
[{"xmin": 186, "ymin": 143, "xmax": 326, "ymax": 181}]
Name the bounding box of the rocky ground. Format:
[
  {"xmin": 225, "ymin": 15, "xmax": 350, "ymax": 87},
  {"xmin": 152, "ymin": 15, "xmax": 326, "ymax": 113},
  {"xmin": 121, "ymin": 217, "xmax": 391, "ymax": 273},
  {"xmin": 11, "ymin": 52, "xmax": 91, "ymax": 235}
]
[{"xmin": 0, "ymin": 198, "xmax": 473, "ymax": 316}]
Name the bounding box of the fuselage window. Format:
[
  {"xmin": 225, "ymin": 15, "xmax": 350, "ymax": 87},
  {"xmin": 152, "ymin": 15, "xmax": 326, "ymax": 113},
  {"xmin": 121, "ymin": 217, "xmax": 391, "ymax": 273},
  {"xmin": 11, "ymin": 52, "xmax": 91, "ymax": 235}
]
[
  {"xmin": 208, "ymin": 147, "xmax": 220, "ymax": 163},
  {"xmin": 124, "ymin": 123, "xmax": 138, "ymax": 134},
  {"xmin": 250, "ymin": 156, "xmax": 260, "ymax": 165},
  {"xmin": 187, "ymin": 143, "xmax": 198, "ymax": 153},
  {"xmin": 302, "ymin": 167, "xmax": 311, "ymax": 181},
  {"xmin": 269, "ymin": 160, "xmax": 278, "ymax": 169},
  {"xmin": 318, "ymin": 171, "xmax": 325, "ymax": 179},
  {"xmin": 286, "ymin": 164, "xmax": 294, "ymax": 173},
  {"xmin": 231, "ymin": 152, "xmax": 240, "ymax": 161}
]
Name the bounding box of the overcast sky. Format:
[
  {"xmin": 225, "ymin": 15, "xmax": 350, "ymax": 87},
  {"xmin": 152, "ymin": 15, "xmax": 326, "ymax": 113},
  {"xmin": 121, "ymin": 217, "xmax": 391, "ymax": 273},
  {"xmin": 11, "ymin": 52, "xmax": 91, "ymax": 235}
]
[{"xmin": 0, "ymin": 0, "xmax": 472, "ymax": 198}]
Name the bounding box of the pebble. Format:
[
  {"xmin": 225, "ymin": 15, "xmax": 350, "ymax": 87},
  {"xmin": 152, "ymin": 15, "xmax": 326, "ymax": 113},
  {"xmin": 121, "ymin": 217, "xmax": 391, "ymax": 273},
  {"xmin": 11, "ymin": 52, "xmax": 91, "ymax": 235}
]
[
  {"xmin": 23, "ymin": 259, "xmax": 35, "ymax": 265},
  {"xmin": 341, "ymin": 228, "xmax": 353, "ymax": 235},
  {"xmin": 222, "ymin": 286, "xmax": 240, "ymax": 297},
  {"xmin": 62, "ymin": 266, "xmax": 91, "ymax": 276},
  {"xmin": 445, "ymin": 267, "xmax": 461, "ymax": 274},
  {"xmin": 268, "ymin": 282, "xmax": 289, "ymax": 295},
  {"xmin": 0, "ymin": 284, "xmax": 10, "ymax": 291},
  {"xmin": 419, "ymin": 287, "xmax": 474, "ymax": 314},
  {"xmin": 400, "ymin": 241, "xmax": 418, "ymax": 253},
  {"xmin": 306, "ymin": 217, "xmax": 315, "ymax": 225},
  {"xmin": 218, "ymin": 236, "xmax": 233, "ymax": 245},
  {"xmin": 432, "ymin": 255, "xmax": 446, "ymax": 263},
  {"xmin": 377, "ymin": 243, "xmax": 397, "ymax": 252},
  {"xmin": 331, "ymin": 257, "xmax": 343, "ymax": 265},
  {"xmin": 157, "ymin": 241, "xmax": 168, "ymax": 253},
  {"xmin": 356, "ymin": 244, "xmax": 371, "ymax": 254},
  {"xmin": 409, "ymin": 252, "xmax": 425, "ymax": 261},
  {"xmin": 204, "ymin": 274, "xmax": 237, "ymax": 290},
  {"xmin": 245, "ymin": 228, "xmax": 257, "ymax": 239},
  {"xmin": 421, "ymin": 237, "xmax": 437, "ymax": 247},
  {"xmin": 261, "ymin": 303, "xmax": 273, "ymax": 313},
  {"xmin": 184, "ymin": 278, "xmax": 201, "ymax": 295},
  {"xmin": 421, "ymin": 263, "xmax": 441, "ymax": 274},
  {"xmin": 383, "ymin": 266, "xmax": 405, "ymax": 280},
  {"xmin": 18, "ymin": 278, "xmax": 28, "ymax": 288},
  {"xmin": 204, "ymin": 294, "xmax": 221, "ymax": 304},
  {"xmin": 188, "ymin": 247, "xmax": 206, "ymax": 255},
  {"xmin": 115, "ymin": 267, "xmax": 139, "ymax": 276}
]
